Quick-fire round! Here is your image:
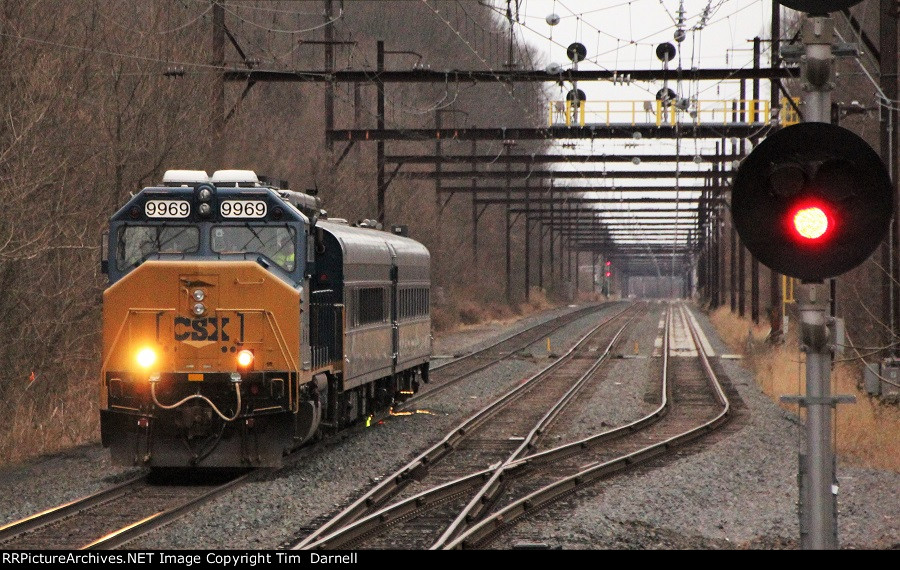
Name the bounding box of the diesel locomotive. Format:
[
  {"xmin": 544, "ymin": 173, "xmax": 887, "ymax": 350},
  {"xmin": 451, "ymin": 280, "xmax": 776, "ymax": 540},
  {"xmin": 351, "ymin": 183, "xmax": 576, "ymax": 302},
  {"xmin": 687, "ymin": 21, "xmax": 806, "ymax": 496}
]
[{"xmin": 100, "ymin": 170, "xmax": 431, "ymax": 468}]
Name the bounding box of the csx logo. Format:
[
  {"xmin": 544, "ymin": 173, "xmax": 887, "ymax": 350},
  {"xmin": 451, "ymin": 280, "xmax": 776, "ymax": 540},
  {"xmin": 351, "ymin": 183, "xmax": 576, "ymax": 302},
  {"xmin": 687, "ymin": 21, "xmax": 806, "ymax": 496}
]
[{"xmin": 174, "ymin": 317, "xmax": 231, "ymax": 342}]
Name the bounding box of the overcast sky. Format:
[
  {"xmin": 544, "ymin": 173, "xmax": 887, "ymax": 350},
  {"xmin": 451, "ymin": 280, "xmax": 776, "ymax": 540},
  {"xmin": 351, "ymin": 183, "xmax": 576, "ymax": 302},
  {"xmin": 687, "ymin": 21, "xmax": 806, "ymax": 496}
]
[{"xmin": 493, "ymin": 0, "xmax": 781, "ymax": 106}]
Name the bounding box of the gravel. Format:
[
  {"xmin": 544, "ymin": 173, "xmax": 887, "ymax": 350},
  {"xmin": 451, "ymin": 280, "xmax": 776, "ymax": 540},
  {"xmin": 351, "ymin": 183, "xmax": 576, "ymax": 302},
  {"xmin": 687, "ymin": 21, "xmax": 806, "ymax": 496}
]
[
  {"xmin": 431, "ymin": 303, "xmax": 596, "ymax": 360},
  {"xmin": 1, "ymin": 300, "xmax": 896, "ymax": 550},
  {"xmin": 495, "ymin": 303, "xmax": 900, "ymax": 550},
  {"xmin": 0, "ymin": 445, "xmax": 142, "ymax": 528},
  {"xmin": 538, "ymin": 302, "xmax": 665, "ymax": 451}
]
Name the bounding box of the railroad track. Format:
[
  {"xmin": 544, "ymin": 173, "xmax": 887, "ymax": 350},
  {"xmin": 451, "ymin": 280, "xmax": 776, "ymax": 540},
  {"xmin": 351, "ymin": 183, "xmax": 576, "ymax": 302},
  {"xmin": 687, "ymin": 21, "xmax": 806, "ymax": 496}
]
[
  {"xmin": 293, "ymin": 302, "xmax": 647, "ymax": 549},
  {"xmin": 0, "ymin": 470, "xmax": 250, "ymax": 550},
  {"xmin": 295, "ymin": 302, "xmax": 731, "ymax": 550},
  {"xmin": 445, "ymin": 302, "xmax": 731, "ymax": 549},
  {"xmin": 403, "ymin": 301, "xmax": 618, "ymax": 407},
  {"xmin": 0, "ymin": 303, "xmax": 613, "ymax": 550}
]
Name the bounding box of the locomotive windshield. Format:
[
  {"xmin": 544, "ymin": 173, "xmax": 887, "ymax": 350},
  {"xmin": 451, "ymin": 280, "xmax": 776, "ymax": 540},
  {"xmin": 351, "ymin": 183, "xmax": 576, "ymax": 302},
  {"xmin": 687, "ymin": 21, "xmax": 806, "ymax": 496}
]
[
  {"xmin": 116, "ymin": 225, "xmax": 199, "ymax": 271},
  {"xmin": 211, "ymin": 224, "xmax": 296, "ymax": 271}
]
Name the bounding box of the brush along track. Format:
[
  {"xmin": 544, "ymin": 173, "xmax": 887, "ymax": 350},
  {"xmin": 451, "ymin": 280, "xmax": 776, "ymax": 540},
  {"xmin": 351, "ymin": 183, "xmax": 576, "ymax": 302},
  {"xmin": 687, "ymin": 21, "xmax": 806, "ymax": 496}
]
[
  {"xmin": 405, "ymin": 302, "xmax": 618, "ymax": 407},
  {"xmin": 0, "ymin": 470, "xmax": 250, "ymax": 550},
  {"xmin": 443, "ymin": 302, "xmax": 731, "ymax": 549},
  {"xmin": 294, "ymin": 302, "xmax": 647, "ymax": 549}
]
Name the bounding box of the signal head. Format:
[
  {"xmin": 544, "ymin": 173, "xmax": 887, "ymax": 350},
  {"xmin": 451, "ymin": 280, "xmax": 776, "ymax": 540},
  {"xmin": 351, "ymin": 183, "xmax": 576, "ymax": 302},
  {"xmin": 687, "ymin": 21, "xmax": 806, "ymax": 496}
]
[{"xmin": 731, "ymin": 122, "xmax": 892, "ymax": 281}]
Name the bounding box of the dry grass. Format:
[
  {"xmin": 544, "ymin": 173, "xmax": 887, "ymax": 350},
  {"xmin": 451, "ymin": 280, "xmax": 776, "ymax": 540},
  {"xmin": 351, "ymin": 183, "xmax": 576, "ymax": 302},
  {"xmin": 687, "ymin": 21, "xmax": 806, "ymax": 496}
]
[
  {"xmin": 709, "ymin": 307, "xmax": 900, "ymax": 472},
  {"xmin": 432, "ymin": 287, "xmax": 559, "ymax": 334},
  {"xmin": 0, "ymin": 378, "xmax": 99, "ymax": 466},
  {"xmin": 576, "ymin": 291, "xmax": 618, "ymax": 303}
]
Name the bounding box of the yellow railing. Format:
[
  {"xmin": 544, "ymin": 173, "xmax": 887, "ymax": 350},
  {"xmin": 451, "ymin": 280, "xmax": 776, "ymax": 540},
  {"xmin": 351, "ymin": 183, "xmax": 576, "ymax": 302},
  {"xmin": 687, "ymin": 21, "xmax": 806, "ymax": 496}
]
[
  {"xmin": 548, "ymin": 98, "xmax": 801, "ymax": 127},
  {"xmin": 779, "ymin": 99, "xmax": 801, "ymax": 126},
  {"xmin": 782, "ymin": 274, "xmax": 796, "ymax": 320}
]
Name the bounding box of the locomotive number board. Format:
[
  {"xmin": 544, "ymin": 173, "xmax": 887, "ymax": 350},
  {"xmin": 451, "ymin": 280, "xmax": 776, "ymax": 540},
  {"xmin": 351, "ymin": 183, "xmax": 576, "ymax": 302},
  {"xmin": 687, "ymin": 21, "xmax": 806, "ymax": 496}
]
[
  {"xmin": 145, "ymin": 200, "xmax": 190, "ymax": 218},
  {"xmin": 220, "ymin": 200, "xmax": 267, "ymax": 218}
]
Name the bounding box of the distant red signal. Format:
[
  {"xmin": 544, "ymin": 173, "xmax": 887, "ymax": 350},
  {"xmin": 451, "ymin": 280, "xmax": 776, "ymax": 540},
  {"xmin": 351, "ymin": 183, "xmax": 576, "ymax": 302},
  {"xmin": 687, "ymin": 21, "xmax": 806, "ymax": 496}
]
[
  {"xmin": 605, "ymin": 271, "xmax": 611, "ymax": 278},
  {"xmin": 605, "ymin": 260, "xmax": 611, "ymax": 266}
]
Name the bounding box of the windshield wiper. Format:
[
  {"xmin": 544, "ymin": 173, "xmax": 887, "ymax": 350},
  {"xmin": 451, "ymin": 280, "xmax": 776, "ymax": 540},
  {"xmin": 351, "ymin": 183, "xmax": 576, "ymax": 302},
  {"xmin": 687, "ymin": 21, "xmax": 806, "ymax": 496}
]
[
  {"xmin": 157, "ymin": 225, "xmax": 190, "ymax": 252},
  {"xmin": 240, "ymin": 223, "xmax": 265, "ymax": 251}
]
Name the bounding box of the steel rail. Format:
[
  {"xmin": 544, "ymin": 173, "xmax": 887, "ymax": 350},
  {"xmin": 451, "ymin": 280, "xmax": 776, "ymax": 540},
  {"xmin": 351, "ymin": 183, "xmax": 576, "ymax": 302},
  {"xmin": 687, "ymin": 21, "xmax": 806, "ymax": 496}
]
[
  {"xmin": 444, "ymin": 303, "xmax": 731, "ymax": 549},
  {"xmin": 296, "ymin": 304, "xmax": 654, "ymax": 551},
  {"xmin": 292, "ymin": 302, "xmax": 641, "ymax": 549},
  {"xmin": 0, "ymin": 472, "xmax": 251, "ymax": 550},
  {"xmin": 0, "ymin": 476, "xmax": 146, "ymax": 544},
  {"xmin": 83, "ymin": 472, "xmax": 253, "ymax": 550},
  {"xmin": 402, "ymin": 302, "xmax": 615, "ymax": 408},
  {"xmin": 430, "ymin": 306, "xmax": 644, "ymax": 548}
]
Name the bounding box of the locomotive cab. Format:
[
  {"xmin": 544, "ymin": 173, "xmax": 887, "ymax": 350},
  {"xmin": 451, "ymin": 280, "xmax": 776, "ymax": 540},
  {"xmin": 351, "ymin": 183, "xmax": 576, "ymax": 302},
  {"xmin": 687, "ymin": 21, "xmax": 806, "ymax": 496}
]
[
  {"xmin": 100, "ymin": 170, "xmax": 314, "ymax": 468},
  {"xmin": 100, "ymin": 169, "xmax": 431, "ymax": 469}
]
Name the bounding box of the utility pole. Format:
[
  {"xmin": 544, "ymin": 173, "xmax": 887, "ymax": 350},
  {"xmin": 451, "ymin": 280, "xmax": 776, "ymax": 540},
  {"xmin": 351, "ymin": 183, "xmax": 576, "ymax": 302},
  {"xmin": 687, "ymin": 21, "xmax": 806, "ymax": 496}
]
[
  {"xmin": 751, "ymin": 36, "xmax": 761, "ymax": 324},
  {"xmin": 524, "ymin": 177, "xmax": 530, "ymax": 301},
  {"xmin": 549, "ymin": 185, "xmax": 555, "ymax": 290},
  {"xmin": 881, "ymin": 0, "xmax": 900, "ymax": 350},
  {"xmin": 769, "ymin": 0, "xmax": 782, "ymax": 334},
  {"xmin": 434, "ymin": 109, "xmax": 443, "ymax": 288},
  {"xmin": 324, "ymin": 0, "xmax": 334, "ymax": 150},
  {"xmin": 211, "ymin": 1, "xmax": 225, "ymax": 164},
  {"xmin": 471, "ymin": 140, "xmax": 478, "ymax": 266},
  {"xmin": 504, "ymin": 141, "xmax": 514, "ymax": 304},
  {"xmin": 376, "ymin": 40, "xmax": 385, "ymax": 225}
]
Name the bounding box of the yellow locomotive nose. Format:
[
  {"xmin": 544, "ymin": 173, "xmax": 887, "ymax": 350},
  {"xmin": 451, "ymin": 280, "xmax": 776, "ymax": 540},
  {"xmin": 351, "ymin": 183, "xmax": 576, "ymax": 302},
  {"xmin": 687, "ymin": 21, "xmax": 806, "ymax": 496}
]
[{"xmin": 136, "ymin": 347, "xmax": 157, "ymax": 369}]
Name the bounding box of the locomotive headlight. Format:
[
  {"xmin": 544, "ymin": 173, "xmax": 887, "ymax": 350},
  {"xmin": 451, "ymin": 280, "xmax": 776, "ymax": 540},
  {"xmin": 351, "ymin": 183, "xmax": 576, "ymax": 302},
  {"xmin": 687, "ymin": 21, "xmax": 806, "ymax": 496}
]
[
  {"xmin": 198, "ymin": 203, "xmax": 211, "ymax": 217},
  {"xmin": 198, "ymin": 187, "xmax": 213, "ymax": 202},
  {"xmin": 136, "ymin": 347, "xmax": 157, "ymax": 369},
  {"xmin": 236, "ymin": 350, "xmax": 254, "ymax": 368},
  {"xmin": 192, "ymin": 289, "xmax": 205, "ymax": 302},
  {"xmin": 192, "ymin": 303, "xmax": 206, "ymax": 316}
]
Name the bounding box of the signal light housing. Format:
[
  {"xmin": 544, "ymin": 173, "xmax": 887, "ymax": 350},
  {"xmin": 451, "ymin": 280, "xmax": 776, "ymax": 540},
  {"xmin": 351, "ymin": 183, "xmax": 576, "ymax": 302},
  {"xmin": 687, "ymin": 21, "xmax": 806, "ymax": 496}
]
[{"xmin": 731, "ymin": 122, "xmax": 892, "ymax": 281}]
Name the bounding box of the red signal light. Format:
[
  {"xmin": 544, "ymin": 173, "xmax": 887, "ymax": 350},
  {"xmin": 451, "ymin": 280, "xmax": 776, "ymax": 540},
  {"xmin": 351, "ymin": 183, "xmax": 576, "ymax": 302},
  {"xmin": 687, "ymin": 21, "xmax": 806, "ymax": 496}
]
[
  {"xmin": 789, "ymin": 202, "xmax": 832, "ymax": 242},
  {"xmin": 605, "ymin": 271, "xmax": 611, "ymax": 277},
  {"xmin": 605, "ymin": 260, "xmax": 611, "ymax": 266}
]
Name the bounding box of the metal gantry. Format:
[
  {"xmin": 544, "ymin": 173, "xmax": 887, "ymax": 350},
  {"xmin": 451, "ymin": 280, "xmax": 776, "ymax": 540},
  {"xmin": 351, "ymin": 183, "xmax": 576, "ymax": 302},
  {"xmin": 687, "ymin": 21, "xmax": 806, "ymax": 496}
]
[{"xmin": 205, "ymin": 0, "xmax": 857, "ymax": 318}]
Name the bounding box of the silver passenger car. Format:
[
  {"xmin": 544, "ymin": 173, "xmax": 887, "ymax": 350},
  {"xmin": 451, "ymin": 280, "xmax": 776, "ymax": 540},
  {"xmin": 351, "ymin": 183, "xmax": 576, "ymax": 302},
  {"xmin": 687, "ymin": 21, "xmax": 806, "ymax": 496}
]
[{"xmin": 312, "ymin": 220, "xmax": 431, "ymax": 392}]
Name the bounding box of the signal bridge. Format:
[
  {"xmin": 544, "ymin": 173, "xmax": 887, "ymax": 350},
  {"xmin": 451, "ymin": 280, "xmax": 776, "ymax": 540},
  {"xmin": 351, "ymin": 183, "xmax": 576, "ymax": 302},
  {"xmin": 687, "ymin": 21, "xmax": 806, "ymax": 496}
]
[{"xmin": 549, "ymin": 97, "xmax": 800, "ymax": 128}]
